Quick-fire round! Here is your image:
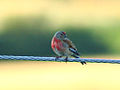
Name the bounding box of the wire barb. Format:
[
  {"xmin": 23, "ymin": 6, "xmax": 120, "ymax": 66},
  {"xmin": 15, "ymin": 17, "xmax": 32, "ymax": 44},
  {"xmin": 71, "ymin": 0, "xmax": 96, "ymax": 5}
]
[{"xmin": 0, "ymin": 55, "xmax": 120, "ymax": 64}]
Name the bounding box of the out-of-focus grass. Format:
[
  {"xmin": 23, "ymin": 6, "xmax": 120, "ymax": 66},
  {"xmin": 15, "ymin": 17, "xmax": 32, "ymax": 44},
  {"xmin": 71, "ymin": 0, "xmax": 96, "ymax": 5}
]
[
  {"xmin": 0, "ymin": 0, "xmax": 120, "ymax": 56},
  {"xmin": 0, "ymin": 60, "xmax": 120, "ymax": 90}
]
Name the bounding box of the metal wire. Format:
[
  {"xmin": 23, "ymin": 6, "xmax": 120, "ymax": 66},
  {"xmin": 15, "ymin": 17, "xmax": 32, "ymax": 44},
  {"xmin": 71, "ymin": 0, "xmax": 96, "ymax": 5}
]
[{"xmin": 0, "ymin": 55, "xmax": 120, "ymax": 64}]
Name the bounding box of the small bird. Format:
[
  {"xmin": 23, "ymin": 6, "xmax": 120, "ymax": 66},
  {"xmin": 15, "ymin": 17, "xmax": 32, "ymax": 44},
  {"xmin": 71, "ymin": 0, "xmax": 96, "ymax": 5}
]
[{"xmin": 51, "ymin": 31, "xmax": 86, "ymax": 65}]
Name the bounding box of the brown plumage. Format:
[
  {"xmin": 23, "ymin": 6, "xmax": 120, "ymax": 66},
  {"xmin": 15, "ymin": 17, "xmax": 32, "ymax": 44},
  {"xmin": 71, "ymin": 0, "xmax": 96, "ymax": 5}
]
[
  {"xmin": 63, "ymin": 38, "xmax": 76, "ymax": 49},
  {"xmin": 51, "ymin": 31, "xmax": 86, "ymax": 65}
]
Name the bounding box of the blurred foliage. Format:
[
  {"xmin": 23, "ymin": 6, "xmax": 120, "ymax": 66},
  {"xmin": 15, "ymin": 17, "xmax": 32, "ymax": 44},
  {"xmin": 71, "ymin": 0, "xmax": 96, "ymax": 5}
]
[{"xmin": 0, "ymin": 16, "xmax": 120, "ymax": 56}]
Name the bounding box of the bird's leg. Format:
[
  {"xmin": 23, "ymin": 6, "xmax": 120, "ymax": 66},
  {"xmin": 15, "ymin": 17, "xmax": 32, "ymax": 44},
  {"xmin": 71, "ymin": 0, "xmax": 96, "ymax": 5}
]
[
  {"xmin": 64, "ymin": 56, "xmax": 68, "ymax": 63},
  {"xmin": 80, "ymin": 61, "xmax": 87, "ymax": 65},
  {"xmin": 55, "ymin": 56, "xmax": 62, "ymax": 61}
]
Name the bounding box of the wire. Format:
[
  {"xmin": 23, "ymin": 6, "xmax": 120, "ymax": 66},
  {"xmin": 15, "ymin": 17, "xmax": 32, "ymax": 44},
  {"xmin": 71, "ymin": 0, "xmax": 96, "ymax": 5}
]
[{"xmin": 0, "ymin": 55, "xmax": 120, "ymax": 64}]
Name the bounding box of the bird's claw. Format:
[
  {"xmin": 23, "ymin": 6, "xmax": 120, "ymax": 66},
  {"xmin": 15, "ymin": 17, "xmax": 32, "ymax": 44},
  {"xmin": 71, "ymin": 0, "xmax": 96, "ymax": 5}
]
[
  {"xmin": 55, "ymin": 58, "xmax": 57, "ymax": 61},
  {"xmin": 64, "ymin": 56, "xmax": 68, "ymax": 63},
  {"xmin": 65, "ymin": 59, "xmax": 68, "ymax": 63},
  {"xmin": 55, "ymin": 56, "xmax": 62, "ymax": 61},
  {"xmin": 55, "ymin": 57, "xmax": 59, "ymax": 61},
  {"xmin": 80, "ymin": 61, "xmax": 86, "ymax": 65}
]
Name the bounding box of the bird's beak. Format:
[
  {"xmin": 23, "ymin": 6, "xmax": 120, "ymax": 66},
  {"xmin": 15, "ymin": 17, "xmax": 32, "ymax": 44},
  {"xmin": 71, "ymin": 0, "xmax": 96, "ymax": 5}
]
[{"xmin": 64, "ymin": 35, "xmax": 67, "ymax": 38}]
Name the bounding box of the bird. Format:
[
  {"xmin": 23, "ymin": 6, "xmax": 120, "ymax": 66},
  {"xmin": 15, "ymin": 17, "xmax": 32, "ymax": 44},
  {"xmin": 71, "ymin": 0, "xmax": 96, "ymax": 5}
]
[{"xmin": 51, "ymin": 31, "xmax": 86, "ymax": 65}]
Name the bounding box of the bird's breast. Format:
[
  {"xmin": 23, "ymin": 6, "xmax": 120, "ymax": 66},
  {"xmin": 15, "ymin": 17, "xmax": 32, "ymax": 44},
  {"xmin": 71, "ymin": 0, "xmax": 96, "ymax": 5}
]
[{"xmin": 51, "ymin": 37, "xmax": 64, "ymax": 51}]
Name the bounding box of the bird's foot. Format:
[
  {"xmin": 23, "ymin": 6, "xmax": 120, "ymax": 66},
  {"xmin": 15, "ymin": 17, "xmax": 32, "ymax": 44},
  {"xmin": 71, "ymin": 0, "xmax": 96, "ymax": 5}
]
[
  {"xmin": 64, "ymin": 56, "xmax": 68, "ymax": 63},
  {"xmin": 80, "ymin": 61, "xmax": 87, "ymax": 65},
  {"xmin": 55, "ymin": 56, "xmax": 62, "ymax": 61}
]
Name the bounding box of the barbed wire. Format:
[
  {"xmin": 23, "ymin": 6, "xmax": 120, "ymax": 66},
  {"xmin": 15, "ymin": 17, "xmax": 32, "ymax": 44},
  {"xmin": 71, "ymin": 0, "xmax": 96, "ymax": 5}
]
[{"xmin": 0, "ymin": 55, "xmax": 120, "ymax": 64}]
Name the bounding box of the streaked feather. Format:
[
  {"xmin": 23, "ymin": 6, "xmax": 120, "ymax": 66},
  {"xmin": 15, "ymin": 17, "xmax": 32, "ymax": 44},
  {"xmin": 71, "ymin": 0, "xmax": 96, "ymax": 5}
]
[
  {"xmin": 69, "ymin": 48, "xmax": 80, "ymax": 55},
  {"xmin": 63, "ymin": 38, "xmax": 80, "ymax": 56}
]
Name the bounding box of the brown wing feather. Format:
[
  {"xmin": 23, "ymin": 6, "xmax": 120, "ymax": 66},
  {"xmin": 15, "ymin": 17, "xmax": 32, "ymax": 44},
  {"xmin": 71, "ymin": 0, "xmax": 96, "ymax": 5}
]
[
  {"xmin": 63, "ymin": 38, "xmax": 77, "ymax": 50},
  {"xmin": 63, "ymin": 38, "xmax": 80, "ymax": 56}
]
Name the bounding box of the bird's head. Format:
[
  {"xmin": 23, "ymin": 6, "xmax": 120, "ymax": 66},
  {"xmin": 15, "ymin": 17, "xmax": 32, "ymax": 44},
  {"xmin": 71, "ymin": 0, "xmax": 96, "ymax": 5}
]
[{"xmin": 54, "ymin": 31, "xmax": 67, "ymax": 40}]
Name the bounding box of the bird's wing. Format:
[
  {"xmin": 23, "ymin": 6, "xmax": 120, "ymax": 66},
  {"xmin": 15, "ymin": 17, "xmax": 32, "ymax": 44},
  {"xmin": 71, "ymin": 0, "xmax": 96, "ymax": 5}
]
[{"xmin": 63, "ymin": 38, "xmax": 80, "ymax": 56}]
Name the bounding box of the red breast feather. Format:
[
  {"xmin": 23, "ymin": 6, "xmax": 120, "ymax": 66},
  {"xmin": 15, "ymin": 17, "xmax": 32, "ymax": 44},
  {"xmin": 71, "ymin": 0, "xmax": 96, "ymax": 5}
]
[{"xmin": 51, "ymin": 37, "xmax": 63, "ymax": 51}]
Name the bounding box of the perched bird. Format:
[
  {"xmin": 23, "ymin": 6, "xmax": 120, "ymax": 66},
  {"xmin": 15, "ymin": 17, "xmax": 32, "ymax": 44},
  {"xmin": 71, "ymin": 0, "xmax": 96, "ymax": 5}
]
[{"xmin": 51, "ymin": 31, "xmax": 86, "ymax": 65}]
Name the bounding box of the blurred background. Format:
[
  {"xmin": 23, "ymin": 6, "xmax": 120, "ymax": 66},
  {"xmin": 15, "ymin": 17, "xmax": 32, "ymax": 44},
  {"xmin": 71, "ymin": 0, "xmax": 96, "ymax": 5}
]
[
  {"xmin": 0, "ymin": 0, "xmax": 120, "ymax": 90},
  {"xmin": 0, "ymin": 0, "xmax": 120, "ymax": 57}
]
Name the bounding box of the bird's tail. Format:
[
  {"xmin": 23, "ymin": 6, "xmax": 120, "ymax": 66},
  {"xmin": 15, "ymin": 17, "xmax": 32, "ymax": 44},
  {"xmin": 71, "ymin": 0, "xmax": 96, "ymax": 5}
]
[
  {"xmin": 69, "ymin": 48, "xmax": 80, "ymax": 56},
  {"xmin": 71, "ymin": 54, "xmax": 86, "ymax": 65},
  {"xmin": 71, "ymin": 54, "xmax": 80, "ymax": 58}
]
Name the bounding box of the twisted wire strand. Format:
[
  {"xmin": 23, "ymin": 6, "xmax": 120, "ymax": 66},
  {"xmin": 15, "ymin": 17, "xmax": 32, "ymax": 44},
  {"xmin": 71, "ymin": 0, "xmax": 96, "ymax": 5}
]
[{"xmin": 0, "ymin": 55, "xmax": 120, "ymax": 64}]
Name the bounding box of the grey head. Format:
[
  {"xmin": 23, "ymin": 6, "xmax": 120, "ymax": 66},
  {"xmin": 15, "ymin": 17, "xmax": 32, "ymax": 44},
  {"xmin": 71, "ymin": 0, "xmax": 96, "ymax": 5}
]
[{"xmin": 54, "ymin": 31, "xmax": 67, "ymax": 40}]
